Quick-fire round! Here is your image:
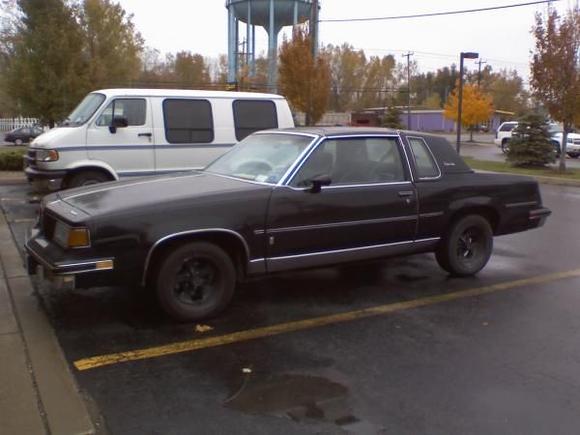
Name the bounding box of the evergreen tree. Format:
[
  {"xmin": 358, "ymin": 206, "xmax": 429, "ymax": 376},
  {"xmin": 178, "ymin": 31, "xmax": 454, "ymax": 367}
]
[
  {"xmin": 506, "ymin": 114, "xmax": 556, "ymax": 167},
  {"xmin": 382, "ymin": 105, "xmax": 403, "ymax": 129}
]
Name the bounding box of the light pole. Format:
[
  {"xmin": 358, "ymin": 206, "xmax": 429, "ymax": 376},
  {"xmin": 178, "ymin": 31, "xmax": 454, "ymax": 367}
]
[{"xmin": 456, "ymin": 51, "xmax": 479, "ymax": 153}]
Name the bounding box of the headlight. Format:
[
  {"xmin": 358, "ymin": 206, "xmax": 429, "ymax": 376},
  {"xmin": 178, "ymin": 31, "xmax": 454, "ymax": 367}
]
[
  {"xmin": 53, "ymin": 221, "xmax": 90, "ymax": 248},
  {"xmin": 36, "ymin": 149, "xmax": 59, "ymax": 162}
]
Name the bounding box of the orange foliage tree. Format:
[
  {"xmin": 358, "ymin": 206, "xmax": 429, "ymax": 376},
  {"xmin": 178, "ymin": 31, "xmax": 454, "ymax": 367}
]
[
  {"xmin": 444, "ymin": 82, "xmax": 494, "ymax": 140},
  {"xmin": 278, "ymin": 27, "xmax": 330, "ymax": 125}
]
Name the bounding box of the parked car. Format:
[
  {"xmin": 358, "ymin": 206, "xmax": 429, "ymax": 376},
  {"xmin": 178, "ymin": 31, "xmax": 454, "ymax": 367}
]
[
  {"xmin": 494, "ymin": 121, "xmax": 518, "ymax": 152},
  {"xmin": 24, "ymin": 88, "xmax": 294, "ymax": 191},
  {"xmin": 25, "ymin": 127, "xmax": 551, "ymax": 322},
  {"xmin": 4, "ymin": 125, "xmax": 44, "ymax": 145},
  {"xmin": 549, "ymin": 126, "xmax": 580, "ymax": 158}
]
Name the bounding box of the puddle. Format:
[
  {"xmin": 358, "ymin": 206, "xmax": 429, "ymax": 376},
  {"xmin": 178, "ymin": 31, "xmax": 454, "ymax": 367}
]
[{"xmin": 225, "ymin": 373, "xmax": 382, "ymax": 433}]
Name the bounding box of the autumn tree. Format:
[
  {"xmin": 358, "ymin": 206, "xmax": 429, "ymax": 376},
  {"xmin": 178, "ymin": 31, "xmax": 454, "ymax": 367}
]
[
  {"xmin": 444, "ymin": 82, "xmax": 494, "ymax": 141},
  {"xmin": 359, "ymin": 55, "xmax": 397, "ymax": 109},
  {"xmin": 278, "ymin": 27, "xmax": 330, "ymax": 126},
  {"xmin": 530, "ymin": 6, "xmax": 580, "ymax": 171},
  {"xmin": 325, "ymin": 43, "xmax": 366, "ymax": 111},
  {"xmin": 80, "ymin": 0, "xmax": 143, "ymax": 88},
  {"xmin": 3, "ymin": 0, "xmax": 88, "ymax": 125},
  {"xmin": 172, "ymin": 51, "xmax": 210, "ymax": 88}
]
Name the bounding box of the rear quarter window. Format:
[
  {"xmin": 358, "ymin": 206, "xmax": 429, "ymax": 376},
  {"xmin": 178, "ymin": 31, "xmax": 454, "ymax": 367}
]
[
  {"xmin": 408, "ymin": 137, "xmax": 440, "ymax": 179},
  {"xmin": 233, "ymin": 100, "xmax": 278, "ymax": 141}
]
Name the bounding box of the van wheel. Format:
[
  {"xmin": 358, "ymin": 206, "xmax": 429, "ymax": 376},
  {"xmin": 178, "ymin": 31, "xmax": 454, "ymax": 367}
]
[
  {"xmin": 155, "ymin": 241, "xmax": 236, "ymax": 322},
  {"xmin": 435, "ymin": 215, "xmax": 493, "ymax": 276},
  {"xmin": 501, "ymin": 139, "xmax": 509, "ymax": 153},
  {"xmin": 66, "ymin": 171, "xmax": 110, "ymax": 188}
]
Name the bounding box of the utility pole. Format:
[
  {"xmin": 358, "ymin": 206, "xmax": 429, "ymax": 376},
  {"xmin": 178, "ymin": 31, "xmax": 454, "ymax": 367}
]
[
  {"xmin": 402, "ymin": 52, "xmax": 414, "ymax": 130},
  {"xmin": 476, "ymin": 59, "xmax": 487, "ymax": 87},
  {"xmin": 310, "ymin": 0, "xmax": 319, "ymax": 59}
]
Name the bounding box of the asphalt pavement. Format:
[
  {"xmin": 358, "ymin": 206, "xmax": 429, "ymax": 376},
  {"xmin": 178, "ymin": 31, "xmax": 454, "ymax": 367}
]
[{"xmin": 1, "ymin": 177, "xmax": 580, "ymax": 434}]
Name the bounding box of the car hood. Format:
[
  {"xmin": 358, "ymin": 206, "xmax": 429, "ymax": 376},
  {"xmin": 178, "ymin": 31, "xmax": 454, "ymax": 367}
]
[
  {"xmin": 56, "ymin": 171, "xmax": 270, "ymax": 217},
  {"xmin": 31, "ymin": 126, "xmax": 78, "ymax": 147}
]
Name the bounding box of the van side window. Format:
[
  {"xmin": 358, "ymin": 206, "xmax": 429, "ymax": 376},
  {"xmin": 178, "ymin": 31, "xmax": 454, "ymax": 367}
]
[
  {"xmin": 408, "ymin": 137, "xmax": 440, "ymax": 179},
  {"xmin": 233, "ymin": 100, "xmax": 278, "ymax": 141},
  {"xmin": 163, "ymin": 99, "xmax": 214, "ymax": 144},
  {"xmin": 96, "ymin": 99, "xmax": 146, "ymax": 126}
]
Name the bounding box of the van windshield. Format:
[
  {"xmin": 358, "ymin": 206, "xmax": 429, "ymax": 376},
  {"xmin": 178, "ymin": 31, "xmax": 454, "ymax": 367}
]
[
  {"xmin": 61, "ymin": 93, "xmax": 106, "ymax": 127},
  {"xmin": 205, "ymin": 133, "xmax": 314, "ymax": 184}
]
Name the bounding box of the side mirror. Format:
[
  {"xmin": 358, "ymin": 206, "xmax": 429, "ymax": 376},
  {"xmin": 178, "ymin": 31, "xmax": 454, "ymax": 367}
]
[
  {"xmin": 109, "ymin": 116, "xmax": 128, "ymax": 134},
  {"xmin": 308, "ymin": 174, "xmax": 332, "ymax": 193}
]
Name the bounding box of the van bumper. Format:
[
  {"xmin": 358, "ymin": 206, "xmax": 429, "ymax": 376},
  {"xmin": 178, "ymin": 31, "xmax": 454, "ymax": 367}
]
[{"xmin": 25, "ymin": 167, "xmax": 66, "ymax": 191}]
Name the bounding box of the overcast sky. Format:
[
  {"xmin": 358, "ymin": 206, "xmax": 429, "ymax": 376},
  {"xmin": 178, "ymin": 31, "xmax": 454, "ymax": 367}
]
[{"xmin": 117, "ymin": 0, "xmax": 575, "ymax": 81}]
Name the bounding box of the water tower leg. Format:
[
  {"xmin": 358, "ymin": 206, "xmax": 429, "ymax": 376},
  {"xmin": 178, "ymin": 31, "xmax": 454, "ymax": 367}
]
[
  {"xmin": 293, "ymin": 1, "xmax": 298, "ymax": 25},
  {"xmin": 268, "ymin": 0, "xmax": 277, "ymax": 92},
  {"xmin": 227, "ymin": 7, "xmax": 237, "ymax": 84},
  {"xmin": 250, "ymin": 26, "xmax": 256, "ymax": 78}
]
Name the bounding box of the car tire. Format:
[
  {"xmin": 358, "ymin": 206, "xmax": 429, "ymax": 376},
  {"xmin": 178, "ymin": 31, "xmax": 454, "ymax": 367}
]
[
  {"xmin": 435, "ymin": 214, "xmax": 493, "ymax": 277},
  {"xmin": 500, "ymin": 139, "xmax": 509, "ymax": 154},
  {"xmin": 14, "ymin": 138, "xmax": 23, "ymax": 146},
  {"xmin": 552, "ymin": 141, "xmax": 561, "ymax": 157},
  {"xmin": 155, "ymin": 241, "xmax": 236, "ymax": 322},
  {"xmin": 66, "ymin": 170, "xmax": 111, "ymax": 188}
]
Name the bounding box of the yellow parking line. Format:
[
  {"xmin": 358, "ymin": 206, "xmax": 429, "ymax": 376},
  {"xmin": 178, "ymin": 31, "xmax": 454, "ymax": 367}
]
[{"xmin": 74, "ymin": 268, "xmax": 580, "ymax": 371}]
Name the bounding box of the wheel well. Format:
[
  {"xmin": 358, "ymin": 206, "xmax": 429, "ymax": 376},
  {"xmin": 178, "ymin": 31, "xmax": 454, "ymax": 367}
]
[
  {"xmin": 144, "ymin": 232, "xmax": 248, "ymax": 287},
  {"xmin": 448, "ymin": 207, "xmax": 499, "ymax": 235},
  {"xmin": 502, "ymin": 138, "xmax": 509, "ymax": 145},
  {"xmin": 63, "ymin": 167, "xmax": 115, "ymax": 187}
]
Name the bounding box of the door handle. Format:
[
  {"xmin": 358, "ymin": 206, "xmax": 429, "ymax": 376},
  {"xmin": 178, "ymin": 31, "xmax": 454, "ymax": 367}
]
[
  {"xmin": 398, "ymin": 190, "xmax": 414, "ymax": 198},
  {"xmin": 138, "ymin": 132, "xmax": 152, "ymax": 138}
]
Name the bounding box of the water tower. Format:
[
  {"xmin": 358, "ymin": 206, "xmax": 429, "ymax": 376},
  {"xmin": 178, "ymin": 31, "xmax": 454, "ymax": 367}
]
[{"xmin": 226, "ymin": 0, "xmax": 319, "ymax": 92}]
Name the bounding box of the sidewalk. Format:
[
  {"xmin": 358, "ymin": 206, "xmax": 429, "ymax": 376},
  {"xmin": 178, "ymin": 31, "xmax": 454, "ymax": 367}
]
[
  {"xmin": 0, "ymin": 171, "xmax": 26, "ymax": 184},
  {"xmin": 0, "ymin": 203, "xmax": 95, "ymax": 433}
]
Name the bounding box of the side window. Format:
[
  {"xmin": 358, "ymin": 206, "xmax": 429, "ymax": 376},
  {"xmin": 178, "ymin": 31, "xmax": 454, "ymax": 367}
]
[
  {"xmin": 233, "ymin": 100, "xmax": 278, "ymax": 141},
  {"xmin": 408, "ymin": 137, "xmax": 440, "ymax": 179},
  {"xmin": 163, "ymin": 99, "xmax": 213, "ymax": 144},
  {"xmin": 96, "ymin": 99, "xmax": 146, "ymax": 126},
  {"xmin": 500, "ymin": 123, "xmax": 516, "ymax": 132},
  {"xmin": 291, "ymin": 137, "xmax": 405, "ymax": 187}
]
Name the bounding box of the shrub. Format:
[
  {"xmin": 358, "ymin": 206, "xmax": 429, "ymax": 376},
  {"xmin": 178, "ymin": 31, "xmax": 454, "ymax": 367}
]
[
  {"xmin": 382, "ymin": 105, "xmax": 404, "ymax": 129},
  {"xmin": 0, "ymin": 149, "xmax": 26, "ymax": 171},
  {"xmin": 506, "ymin": 114, "xmax": 555, "ymax": 167}
]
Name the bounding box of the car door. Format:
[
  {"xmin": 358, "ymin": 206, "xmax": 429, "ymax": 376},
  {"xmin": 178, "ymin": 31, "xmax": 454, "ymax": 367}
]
[
  {"xmin": 86, "ymin": 97, "xmax": 155, "ymax": 178},
  {"xmin": 265, "ymin": 135, "xmax": 418, "ymax": 272}
]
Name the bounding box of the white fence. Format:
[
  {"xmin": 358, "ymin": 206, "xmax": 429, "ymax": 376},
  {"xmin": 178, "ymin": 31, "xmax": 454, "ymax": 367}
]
[{"xmin": 0, "ymin": 117, "xmax": 40, "ymax": 132}]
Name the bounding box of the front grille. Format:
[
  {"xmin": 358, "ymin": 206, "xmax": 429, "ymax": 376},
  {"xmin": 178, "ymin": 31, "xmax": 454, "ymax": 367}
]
[
  {"xmin": 42, "ymin": 213, "xmax": 56, "ymax": 240},
  {"xmin": 26, "ymin": 149, "xmax": 37, "ymax": 168}
]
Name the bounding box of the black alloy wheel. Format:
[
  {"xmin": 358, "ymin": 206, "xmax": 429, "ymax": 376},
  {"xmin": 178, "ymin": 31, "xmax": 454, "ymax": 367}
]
[
  {"xmin": 436, "ymin": 215, "xmax": 493, "ymax": 276},
  {"xmin": 155, "ymin": 241, "xmax": 236, "ymax": 322}
]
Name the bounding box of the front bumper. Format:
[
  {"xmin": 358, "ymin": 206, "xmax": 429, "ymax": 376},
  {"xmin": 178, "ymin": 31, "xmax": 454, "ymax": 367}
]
[
  {"xmin": 24, "ymin": 166, "xmax": 66, "ymax": 191},
  {"xmin": 25, "ymin": 230, "xmax": 115, "ymax": 290}
]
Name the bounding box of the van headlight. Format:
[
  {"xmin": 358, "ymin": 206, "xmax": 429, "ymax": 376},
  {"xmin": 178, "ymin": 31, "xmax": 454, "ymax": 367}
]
[
  {"xmin": 36, "ymin": 149, "xmax": 59, "ymax": 162},
  {"xmin": 53, "ymin": 221, "xmax": 91, "ymax": 248}
]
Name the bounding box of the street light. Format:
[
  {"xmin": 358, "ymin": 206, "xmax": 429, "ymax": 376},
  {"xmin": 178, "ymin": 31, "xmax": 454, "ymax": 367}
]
[{"xmin": 456, "ymin": 51, "xmax": 479, "ymax": 153}]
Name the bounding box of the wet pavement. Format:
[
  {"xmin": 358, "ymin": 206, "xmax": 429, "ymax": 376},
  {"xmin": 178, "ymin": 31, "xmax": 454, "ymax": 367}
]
[{"xmin": 2, "ymin": 181, "xmax": 580, "ymax": 434}]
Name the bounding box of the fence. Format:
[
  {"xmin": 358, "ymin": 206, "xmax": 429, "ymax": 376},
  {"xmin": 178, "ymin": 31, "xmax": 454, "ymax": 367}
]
[{"xmin": 0, "ymin": 117, "xmax": 40, "ymax": 132}]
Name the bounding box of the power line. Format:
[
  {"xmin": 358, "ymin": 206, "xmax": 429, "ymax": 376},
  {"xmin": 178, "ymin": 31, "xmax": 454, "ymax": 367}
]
[{"xmin": 320, "ymin": 0, "xmax": 559, "ymax": 23}]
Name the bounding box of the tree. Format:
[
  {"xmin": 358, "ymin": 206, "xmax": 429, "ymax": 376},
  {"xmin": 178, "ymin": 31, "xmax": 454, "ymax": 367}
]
[
  {"xmin": 382, "ymin": 105, "xmax": 403, "ymax": 129},
  {"xmin": 278, "ymin": 27, "xmax": 330, "ymax": 126},
  {"xmin": 80, "ymin": 0, "xmax": 143, "ymax": 88},
  {"xmin": 172, "ymin": 51, "xmax": 210, "ymax": 88},
  {"xmin": 506, "ymin": 113, "xmax": 555, "ymax": 167},
  {"xmin": 325, "ymin": 43, "xmax": 366, "ymax": 111},
  {"xmin": 444, "ymin": 82, "xmax": 494, "ymax": 140},
  {"xmin": 358, "ymin": 55, "xmax": 396, "ymax": 109},
  {"xmin": 4, "ymin": 0, "xmax": 88, "ymax": 125},
  {"xmin": 530, "ymin": 6, "xmax": 580, "ymax": 171}
]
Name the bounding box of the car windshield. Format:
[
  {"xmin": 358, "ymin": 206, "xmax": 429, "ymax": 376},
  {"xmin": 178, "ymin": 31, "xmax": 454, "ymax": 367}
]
[
  {"xmin": 204, "ymin": 133, "xmax": 314, "ymax": 184},
  {"xmin": 61, "ymin": 93, "xmax": 106, "ymax": 127}
]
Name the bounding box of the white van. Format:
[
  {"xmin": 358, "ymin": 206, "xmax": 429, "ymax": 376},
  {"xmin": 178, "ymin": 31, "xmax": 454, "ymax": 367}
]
[{"xmin": 25, "ymin": 89, "xmax": 294, "ymax": 189}]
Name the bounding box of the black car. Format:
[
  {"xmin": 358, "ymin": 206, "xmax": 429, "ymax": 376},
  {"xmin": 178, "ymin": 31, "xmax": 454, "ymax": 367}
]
[
  {"xmin": 4, "ymin": 125, "xmax": 44, "ymax": 145},
  {"xmin": 25, "ymin": 127, "xmax": 551, "ymax": 321}
]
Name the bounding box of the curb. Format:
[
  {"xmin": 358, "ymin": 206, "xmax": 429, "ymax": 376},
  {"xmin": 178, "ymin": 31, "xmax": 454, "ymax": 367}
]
[
  {"xmin": 473, "ymin": 169, "xmax": 580, "ymax": 188},
  {"xmin": 0, "ymin": 210, "xmax": 95, "ymax": 434},
  {"xmin": 0, "ymin": 171, "xmax": 26, "ymax": 185}
]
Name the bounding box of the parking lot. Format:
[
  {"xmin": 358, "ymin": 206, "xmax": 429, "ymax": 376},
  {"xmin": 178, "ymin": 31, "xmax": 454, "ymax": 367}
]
[{"xmin": 2, "ymin": 180, "xmax": 580, "ymax": 434}]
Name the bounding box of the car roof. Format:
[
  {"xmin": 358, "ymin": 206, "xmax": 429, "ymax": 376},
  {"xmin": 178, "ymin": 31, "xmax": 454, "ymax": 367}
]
[{"xmin": 272, "ymin": 126, "xmax": 447, "ymax": 141}]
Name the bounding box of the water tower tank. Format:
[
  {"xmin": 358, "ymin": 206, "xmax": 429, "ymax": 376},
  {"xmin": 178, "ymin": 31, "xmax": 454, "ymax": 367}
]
[{"xmin": 226, "ymin": 0, "xmax": 319, "ymax": 92}]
